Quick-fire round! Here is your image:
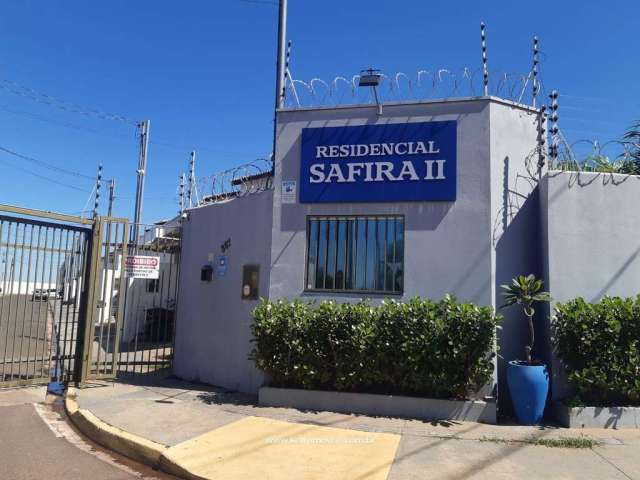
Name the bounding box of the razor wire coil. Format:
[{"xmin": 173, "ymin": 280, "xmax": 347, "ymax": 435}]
[
  {"xmin": 283, "ymin": 68, "xmax": 538, "ymax": 109},
  {"xmin": 197, "ymin": 158, "xmax": 273, "ymax": 205}
]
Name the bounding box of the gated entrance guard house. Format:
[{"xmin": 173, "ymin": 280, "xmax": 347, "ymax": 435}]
[{"xmin": 0, "ymin": 203, "xmax": 180, "ymax": 389}]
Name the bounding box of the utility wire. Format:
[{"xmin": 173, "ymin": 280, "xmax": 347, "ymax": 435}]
[
  {"xmin": 0, "ymin": 77, "xmax": 139, "ymax": 125},
  {"xmin": 0, "ymin": 156, "xmax": 91, "ymax": 192},
  {"xmin": 149, "ymin": 138, "xmax": 261, "ymax": 157},
  {"xmin": 0, "ymin": 144, "xmax": 94, "ymax": 180},
  {"xmin": 0, "ymin": 102, "xmax": 260, "ymax": 158},
  {"xmin": 0, "ymin": 103, "xmax": 137, "ymax": 143},
  {"xmin": 80, "ymin": 184, "xmax": 97, "ymax": 218}
]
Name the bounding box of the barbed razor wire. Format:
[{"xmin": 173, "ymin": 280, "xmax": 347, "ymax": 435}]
[
  {"xmin": 549, "ymin": 136, "xmax": 637, "ymax": 173},
  {"xmin": 196, "ymin": 158, "xmax": 274, "ymax": 205},
  {"xmin": 282, "ymin": 67, "xmax": 540, "ymax": 109}
]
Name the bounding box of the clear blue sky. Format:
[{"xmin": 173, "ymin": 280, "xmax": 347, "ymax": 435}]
[{"xmin": 0, "ymin": 0, "xmax": 637, "ymax": 223}]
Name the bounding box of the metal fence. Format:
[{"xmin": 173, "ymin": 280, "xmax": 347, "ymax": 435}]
[
  {"xmin": 0, "ymin": 204, "xmax": 182, "ymax": 388},
  {"xmin": 79, "ymin": 219, "xmax": 181, "ymax": 382},
  {"xmin": 0, "ymin": 207, "xmax": 91, "ymax": 387},
  {"xmin": 115, "ymin": 222, "xmax": 181, "ymax": 378}
]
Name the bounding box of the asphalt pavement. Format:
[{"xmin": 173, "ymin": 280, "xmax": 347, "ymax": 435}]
[
  {"xmin": 0, "ymin": 294, "xmax": 84, "ymax": 384},
  {"xmin": 0, "ymin": 294, "xmax": 52, "ymax": 382},
  {"xmin": 0, "ymin": 387, "xmax": 175, "ymax": 480}
]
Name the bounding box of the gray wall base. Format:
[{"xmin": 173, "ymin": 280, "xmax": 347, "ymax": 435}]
[
  {"xmin": 551, "ymin": 402, "xmax": 640, "ymax": 429},
  {"xmin": 259, "ymin": 387, "xmax": 497, "ymax": 424}
]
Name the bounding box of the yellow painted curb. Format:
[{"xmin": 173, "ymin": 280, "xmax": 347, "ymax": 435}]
[
  {"xmin": 159, "ymin": 456, "xmax": 210, "ymax": 480},
  {"xmin": 64, "ymin": 389, "xmax": 168, "ymax": 467}
]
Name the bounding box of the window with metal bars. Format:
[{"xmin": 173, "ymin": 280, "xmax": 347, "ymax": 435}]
[{"xmin": 305, "ymin": 216, "xmax": 404, "ymax": 294}]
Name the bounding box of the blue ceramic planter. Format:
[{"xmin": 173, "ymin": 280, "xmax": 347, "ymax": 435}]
[{"xmin": 507, "ymin": 360, "xmax": 549, "ymax": 425}]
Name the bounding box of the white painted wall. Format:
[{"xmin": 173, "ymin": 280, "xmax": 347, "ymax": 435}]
[
  {"xmin": 540, "ymin": 170, "xmax": 640, "ymax": 400},
  {"xmin": 121, "ymin": 254, "xmax": 179, "ymax": 343},
  {"xmin": 489, "ymin": 102, "xmax": 544, "ymax": 412},
  {"xmin": 173, "ymin": 192, "xmax": 273, "ymax": 393},
  {"xmin": 0, "ymin": 281, "xmax": 56, "ymax": 295},
  {"xmin": 269, "ymin": 100, "xmax": 494, "ymax": 305}
]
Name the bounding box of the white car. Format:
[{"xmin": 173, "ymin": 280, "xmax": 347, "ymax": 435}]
[
  {"xmin": 31, "ymin": 289, "xmax": 49, "ymax": 301},
  {"xmin": 31, "ymin": 289, "xmax": 61, "ymax": 301}
]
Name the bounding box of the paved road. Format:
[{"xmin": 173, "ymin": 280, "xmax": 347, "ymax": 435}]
[
  {"xmin": 0, "ymin": 293, "xmax": 171, "ymax": 384},
  {"xmin": 0, "ymin": 294, "xmax": 86, "ymax": 383},
  {"xmin": 0, "ymin": 388, "xmax": 175, "ymax": 480},
  {"xmin": 0, "ymin": 294, "xmax": 52, "ymax": 382}
]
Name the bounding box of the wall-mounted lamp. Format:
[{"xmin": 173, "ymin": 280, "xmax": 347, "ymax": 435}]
[{"xmin": 358, "ymin": 68, "xmax": 382, "ymax": 116}]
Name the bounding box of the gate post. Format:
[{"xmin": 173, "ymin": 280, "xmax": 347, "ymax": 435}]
[
  {"xmin": 109, "ymin": 219, "xmax": 128, "ymax": 374},
  {"xmin": 73, "ymin": 217, "xmax": 103, "ymax": 386}
]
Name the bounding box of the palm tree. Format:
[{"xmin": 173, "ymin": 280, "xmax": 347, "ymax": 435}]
[{"xmin": 501, "ymin": 274, "xmax": 551, "ymax": 364}]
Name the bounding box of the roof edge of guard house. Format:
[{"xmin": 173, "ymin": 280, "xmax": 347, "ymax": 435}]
[{"xmin": 277, "ymin": 95, "xmax": 540, "ymax": 115}]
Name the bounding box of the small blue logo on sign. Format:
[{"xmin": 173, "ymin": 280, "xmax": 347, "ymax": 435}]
[
  {"xmin": 299, "ymin": 121, "xmax": 456, "ymax": 203},
  {"xmin": 283, "ymin": 181, "xmax": 295, "ymax": 193}
]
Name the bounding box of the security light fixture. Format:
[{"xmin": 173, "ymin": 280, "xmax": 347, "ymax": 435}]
[
  {"xmin": 359, "ymin": 68, "xmax": 383, "ymax": 115},
  {"xmin": 358, "ymin": 69, "xmax": 381, "ymax": 87}
]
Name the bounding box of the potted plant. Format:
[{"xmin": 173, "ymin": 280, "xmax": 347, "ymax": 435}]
[{"xmin": 501, "ymin": 274, "xmax": 551, "ymax": 425}]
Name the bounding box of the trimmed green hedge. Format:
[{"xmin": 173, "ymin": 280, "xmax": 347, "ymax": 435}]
[
  {"xmin": 250, "ymin": 296, "xmax": 500, "ymax": 399},
  {"xmin": 553, "ymin": 297, "xmax": 640, "ymax": 406}
]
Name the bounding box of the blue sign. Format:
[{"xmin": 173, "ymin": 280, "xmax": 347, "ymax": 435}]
[
  {"xmin": 299, "ymin": 121, "xmax": 456, "ymax": 203},
  {"xmin": 215, "ymin": 255, "xmax": 227, "ymax": 278}
]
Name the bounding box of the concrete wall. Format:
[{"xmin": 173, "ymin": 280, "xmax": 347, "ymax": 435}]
[
  {"xmin": 270, "ymin": 100, "xmax": 494, "ymax": 306},
  {"xmin": 541, "ymin": 170, "xmax": 640, "ymax": 400},
  {"xmin": 173, "ymin": 191, "xmax": 273, "ymax": 393},
  {"xmin": 488, "ymin": 102, "xmax": 543, "ymax": 412}
]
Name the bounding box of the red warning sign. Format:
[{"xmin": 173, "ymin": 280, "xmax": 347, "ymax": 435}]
[{"xmin": 125, "ymin": 255, "xmax": 160, "ymax": 279}]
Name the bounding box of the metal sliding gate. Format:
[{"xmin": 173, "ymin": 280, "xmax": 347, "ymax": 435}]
[
  {"xmin": 0, "ymin": 206, "xmax": 92, "ymax": 387},
  {"xmin": 0, "ymin": 204, "xmax": 181, "ymax": 388}
]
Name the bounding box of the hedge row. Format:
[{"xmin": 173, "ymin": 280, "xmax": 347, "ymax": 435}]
[
  {"xmin": 250, "ymin": 296, "xmax": 499, "ymax": 399},
  {"xmin": 554, "ymin": 296, "xmax": 640, "ymax": 406}
]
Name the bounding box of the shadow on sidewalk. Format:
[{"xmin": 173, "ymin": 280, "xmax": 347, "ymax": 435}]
[{"xmin": 90, "ymin": 374, "xmax": 567, "ymax": 432}]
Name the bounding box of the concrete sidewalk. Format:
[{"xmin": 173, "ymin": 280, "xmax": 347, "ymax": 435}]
[{"xmin": 68, "ymin": 378, "xmax": 640, "ymax": 480}]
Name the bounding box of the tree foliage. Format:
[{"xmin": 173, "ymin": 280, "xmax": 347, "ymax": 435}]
[
  {"xmin": 623, "ymin": 120, "xmax": 640, "ymax": 164},
  {"xmin": 501, "ymin": 274, "xmax": 551, "ymax": 363}
]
